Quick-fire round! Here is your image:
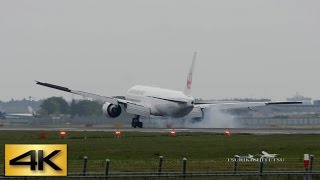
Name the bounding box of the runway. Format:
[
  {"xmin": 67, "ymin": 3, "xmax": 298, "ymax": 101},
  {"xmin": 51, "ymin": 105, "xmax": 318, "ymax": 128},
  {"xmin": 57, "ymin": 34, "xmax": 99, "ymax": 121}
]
[{"xmin": 1, "ymin": 125, "xmax": 320, "ymax": 134}]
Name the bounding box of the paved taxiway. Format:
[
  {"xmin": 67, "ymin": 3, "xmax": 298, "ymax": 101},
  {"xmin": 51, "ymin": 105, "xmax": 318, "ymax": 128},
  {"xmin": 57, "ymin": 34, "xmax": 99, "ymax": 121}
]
[{"xmin": 1, "ymin": 126, "xmax": 320, "ymax": 134}]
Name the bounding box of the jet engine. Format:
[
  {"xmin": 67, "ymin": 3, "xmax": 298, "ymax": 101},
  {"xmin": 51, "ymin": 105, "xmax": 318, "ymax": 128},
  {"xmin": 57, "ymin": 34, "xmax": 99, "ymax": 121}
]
[{"xmin": 102, "ymin": 102, "xmax": 122, "ymax": 118}]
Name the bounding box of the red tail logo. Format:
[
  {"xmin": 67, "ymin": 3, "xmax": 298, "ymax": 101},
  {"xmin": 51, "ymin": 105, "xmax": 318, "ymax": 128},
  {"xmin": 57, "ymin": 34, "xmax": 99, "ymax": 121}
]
[{"xmin": 187, "ymin": 73, "xmax": 192, "ymax": 89}]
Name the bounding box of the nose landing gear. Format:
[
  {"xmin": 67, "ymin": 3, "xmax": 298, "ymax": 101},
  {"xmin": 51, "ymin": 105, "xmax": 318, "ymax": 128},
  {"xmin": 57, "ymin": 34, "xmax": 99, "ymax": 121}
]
[{"xmin": 131, "ymin": 115, "xmax": 143, "ymax": 128}]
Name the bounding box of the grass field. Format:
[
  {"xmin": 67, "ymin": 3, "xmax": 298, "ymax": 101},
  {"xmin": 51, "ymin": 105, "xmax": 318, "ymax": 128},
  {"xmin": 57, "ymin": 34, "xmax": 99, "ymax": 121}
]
[{"xmin": 0, "ymin": 130, "xmax": 319, "ymax": 173}]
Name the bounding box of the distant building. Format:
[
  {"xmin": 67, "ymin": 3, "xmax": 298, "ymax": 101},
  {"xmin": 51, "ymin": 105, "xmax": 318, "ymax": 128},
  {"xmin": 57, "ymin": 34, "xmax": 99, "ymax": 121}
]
[
  {"xmin": 286, "ymin": 93, "xmax": 312, "ymax": 105},
  {"xmin": 313, "ymin": 100, "xmax": 320, "ymax": 106}
]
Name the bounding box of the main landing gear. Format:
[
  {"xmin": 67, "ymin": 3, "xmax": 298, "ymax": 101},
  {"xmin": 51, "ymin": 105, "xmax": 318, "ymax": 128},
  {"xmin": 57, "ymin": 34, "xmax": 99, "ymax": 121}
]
[{"xmin": 131, "ymin": 115, "xmax": 143, "ymax": 128}]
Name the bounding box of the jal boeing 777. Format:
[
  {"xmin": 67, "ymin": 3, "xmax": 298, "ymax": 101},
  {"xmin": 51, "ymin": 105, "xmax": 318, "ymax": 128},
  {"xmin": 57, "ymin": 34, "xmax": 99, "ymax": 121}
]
[{"xmin": 36, "ymin": 52, "xmax": 300, "ymax": 128}]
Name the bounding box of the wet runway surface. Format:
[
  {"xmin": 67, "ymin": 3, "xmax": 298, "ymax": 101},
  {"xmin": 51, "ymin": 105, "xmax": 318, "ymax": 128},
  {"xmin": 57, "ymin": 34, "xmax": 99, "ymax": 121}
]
[{"xmin": 1, "ymin": 126, "xmax": 320, "ymax": 134}]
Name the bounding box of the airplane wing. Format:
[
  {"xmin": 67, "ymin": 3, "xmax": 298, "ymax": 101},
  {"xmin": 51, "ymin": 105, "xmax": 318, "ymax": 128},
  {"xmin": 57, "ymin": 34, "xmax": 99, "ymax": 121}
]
[
  {"xmin": 35, "ymin": 81, "xmax": 150, "ymax": 117},
  {"xmin": 196, "ymin": 101, "xmax": 301, "ymax": 110},
  {"xmin": 36, "ymin": 81, "xmax": 120, "ymax": 105},
  {"xmin": 6, "ymin": 113, "xmax": 33, "ymax": 117}
]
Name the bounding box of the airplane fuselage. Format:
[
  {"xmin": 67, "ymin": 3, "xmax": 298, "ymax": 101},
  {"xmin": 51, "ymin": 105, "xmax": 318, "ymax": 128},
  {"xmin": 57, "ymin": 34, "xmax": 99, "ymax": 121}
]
[
  {"xmin": 0, "ymin": 113, "xmax": 33, "ymax": 119},
  {"xmin": 125, "ymin": 85, "xmax": 194, "ymax": 118}
]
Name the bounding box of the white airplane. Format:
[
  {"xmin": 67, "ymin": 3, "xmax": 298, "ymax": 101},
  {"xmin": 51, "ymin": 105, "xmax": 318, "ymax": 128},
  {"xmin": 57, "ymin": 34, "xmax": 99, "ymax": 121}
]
[
  {"xmin": 36, "ymin": 52, "xmax": 300, "ymax": 128},
  {"xmin": 0, "ymin": 106, "xmax": 36, "ymax": 119},
  {"xmin": 261, "ymin": 151, "xmax": 278, "ymax": 158}
]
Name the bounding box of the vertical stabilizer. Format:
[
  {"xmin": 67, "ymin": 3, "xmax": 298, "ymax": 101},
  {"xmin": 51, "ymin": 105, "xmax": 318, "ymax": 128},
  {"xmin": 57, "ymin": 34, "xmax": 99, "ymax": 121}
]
[
  {"xmin": 28, "ymin": 106, "xmax": 36, "ymax": 116},
  {"xmin": 184, "ymin": 52, "xmax": 197, "ymax": 96}
]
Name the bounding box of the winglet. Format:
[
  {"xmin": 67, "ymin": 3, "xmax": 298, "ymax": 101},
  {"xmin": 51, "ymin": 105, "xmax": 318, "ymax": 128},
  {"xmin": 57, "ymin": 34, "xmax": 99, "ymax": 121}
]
[{"xmin": 183, "ymin": 52, "xmax": 197, "ymax": 96}]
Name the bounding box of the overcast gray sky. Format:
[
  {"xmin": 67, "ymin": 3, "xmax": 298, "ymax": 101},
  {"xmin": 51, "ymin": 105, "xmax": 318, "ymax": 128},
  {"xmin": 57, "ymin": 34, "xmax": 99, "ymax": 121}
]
[{"xmin": 0, "ymin": 0, "xmax": 319, "ymax": 101}]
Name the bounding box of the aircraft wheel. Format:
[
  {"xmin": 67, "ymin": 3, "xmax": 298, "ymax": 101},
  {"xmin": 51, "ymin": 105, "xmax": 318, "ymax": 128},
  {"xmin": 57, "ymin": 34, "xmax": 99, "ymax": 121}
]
[
  {"xmin": 137, "ymin": 122, "xmax": 143, "ymax": 128},
  {"xmin": 131, "ymin": 119, "xmax": 137, "ymax": 128}
]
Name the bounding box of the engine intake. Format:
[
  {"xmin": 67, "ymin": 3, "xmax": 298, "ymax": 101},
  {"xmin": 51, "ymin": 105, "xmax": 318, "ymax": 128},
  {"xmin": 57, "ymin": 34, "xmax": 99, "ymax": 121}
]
[{"xmin": 102, "ymin": 102, "xmax": 122, "ymax": 118}]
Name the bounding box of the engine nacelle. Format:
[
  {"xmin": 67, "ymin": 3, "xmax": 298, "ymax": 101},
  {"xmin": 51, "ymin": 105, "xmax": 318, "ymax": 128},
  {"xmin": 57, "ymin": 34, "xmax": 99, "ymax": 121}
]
[{"xmin": 102, "ymin": 102, "xmax": 122, "ymax": 118}]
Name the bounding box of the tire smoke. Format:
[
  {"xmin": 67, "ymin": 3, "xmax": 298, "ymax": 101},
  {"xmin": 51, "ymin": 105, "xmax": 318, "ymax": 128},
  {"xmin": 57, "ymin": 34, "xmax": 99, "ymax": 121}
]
[
  {"xmin": 182, "ymin": 109, "xmax": 240, "ymax": 128},
  {"xmin": 145, "ymin": 109, "xmax": 241, "ymax": 128}
]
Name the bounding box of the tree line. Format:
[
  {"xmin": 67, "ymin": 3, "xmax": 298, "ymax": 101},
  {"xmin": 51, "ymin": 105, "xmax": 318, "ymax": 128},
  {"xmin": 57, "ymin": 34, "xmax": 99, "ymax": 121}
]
[{"xmin": 40, "ymin": 97, "xmax": 102, "ymax": 117}]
